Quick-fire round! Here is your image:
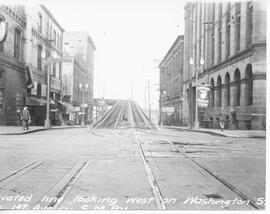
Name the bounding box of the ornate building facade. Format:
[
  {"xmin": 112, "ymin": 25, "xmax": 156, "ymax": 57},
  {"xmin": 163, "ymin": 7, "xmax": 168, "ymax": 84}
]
[
  {"xmin": 183, "ymin": 1, "xmax": 266, "ymax": 129},
  {"xmin": 159, "ymin": 35, "xmax": 184, "ymax": 126}
]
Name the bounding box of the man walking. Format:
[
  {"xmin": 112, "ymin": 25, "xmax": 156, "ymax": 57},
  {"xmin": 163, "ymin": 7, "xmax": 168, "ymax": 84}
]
[
  {"xmin": 218, "ymin": 112, "xmax": 225, "ymax": 132},
  {"xmin": 21, "ymin": 106, "xmax": 31, "ymax": 131}
]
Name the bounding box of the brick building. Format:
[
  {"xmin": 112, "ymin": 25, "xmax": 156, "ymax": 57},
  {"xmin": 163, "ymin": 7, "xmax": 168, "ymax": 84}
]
[
  {"xmin": 63, "ymin": 31, "xmax": 96, "ymax": 123},
  {"xmin": 159, "ymin": 35, "xmax": 184, "ymax": 126},
  {"xmin": 183, "ymin": 1, "xmax": 266, "ymax": 129},
  {"xmin": 0, "ymin": 6, "xmax": 28, "ymax": 125}
]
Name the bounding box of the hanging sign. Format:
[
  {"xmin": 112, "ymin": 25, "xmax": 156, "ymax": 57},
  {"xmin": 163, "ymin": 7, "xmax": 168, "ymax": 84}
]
[{"xmin": 197, "ymin": 85, "xmax": 210, "ymax": 107}]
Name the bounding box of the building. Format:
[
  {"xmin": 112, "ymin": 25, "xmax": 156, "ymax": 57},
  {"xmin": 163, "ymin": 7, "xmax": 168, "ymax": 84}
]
[
  {"xmin": 63, "ymin": 31, "xmax": 96, "ymax": 123},
  {"xmin": 0, "ymin": 5, "xmax": 64, "ymax": 126},
  {"xmin": 62, "ymin": 55, "xmax": 89, "ymax": 124},
  {"xmin": 159, "ymin": 35, "xmax": 184, "ymax": 126},
  {"xmin": 24, "ymin": 5, "xmax": 64, "ymax": 126},
  {"xmin": 0, "ymin": 6, "xmax": 28, "ymax": 125},
  {"xmin": 183, "ymin": 1, "xmax": 266, "ymax": 130}
]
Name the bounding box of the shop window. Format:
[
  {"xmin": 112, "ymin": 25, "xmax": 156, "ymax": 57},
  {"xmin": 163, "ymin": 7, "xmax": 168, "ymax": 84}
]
[{"xmin": 245, "ymin": 64, "xmax": 253, "ymax": 106}]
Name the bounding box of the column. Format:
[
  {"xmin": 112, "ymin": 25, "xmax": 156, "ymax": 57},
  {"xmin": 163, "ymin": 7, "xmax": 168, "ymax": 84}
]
[
  {"xmin": 221, "ymin": 3, "xmax": 228, "ymax": 61},
  {"xmin": 252, "ymin": 1, "xmax": 266, "ymax": 44},
  {"xmin": 214, "ymin": 3, "xmax": 220, "ymax": 65},
  {"xmin": 230, "ymin": 3, "xmax": 237, "ymax": 56},
  {"xmin": 240, "ymin": 2, "xmax": 248, "ymax": 50}
]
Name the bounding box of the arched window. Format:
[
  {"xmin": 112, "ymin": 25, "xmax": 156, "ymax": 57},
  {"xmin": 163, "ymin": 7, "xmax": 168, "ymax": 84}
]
[
  {"xmin": 210, "ymin": 78, "xmax": 215, "ymax": 107},
  {"xmin": 245, "ymin": 64, "xmax": 253, "ymax": 106},
  {"xmin": 225, "ymin": 73, "xmax": 230, "ymax": 106},
  {"xmin": 234, "ymin": 69, "xmax": 241, "ymax": 106},
  {"xmin": 217, "ymin": 76, "xmax": 222, "ymax": 107}
]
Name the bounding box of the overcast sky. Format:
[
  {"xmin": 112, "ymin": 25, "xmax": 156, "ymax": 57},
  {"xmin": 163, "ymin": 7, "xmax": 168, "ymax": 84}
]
[{"xmin": 28, "ymin": 0, "xmax": 185, "ymax": 109}]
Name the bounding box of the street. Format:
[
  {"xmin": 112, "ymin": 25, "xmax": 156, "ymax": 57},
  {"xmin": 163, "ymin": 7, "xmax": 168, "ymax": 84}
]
[{"xmin": 0, "ymin": 127, "xmax": 265, "ymax": 210}]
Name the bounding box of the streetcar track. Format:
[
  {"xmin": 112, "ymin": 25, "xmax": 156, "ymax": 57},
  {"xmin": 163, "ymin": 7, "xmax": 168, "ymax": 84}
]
[
  {"xmin": 157, "ymin": 136, "xmax": 262, "ymax": 209},
  {"xmin": 0, "ymin": 161, "xmax": 45, "ymax": 189},
  {"xmin": 46, "ymin": 160, "xmax": 90, "ymax": 209}
]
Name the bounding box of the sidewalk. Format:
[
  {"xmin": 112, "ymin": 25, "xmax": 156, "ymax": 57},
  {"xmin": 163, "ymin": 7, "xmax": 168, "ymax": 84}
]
[
  {"xmin": 0, "ymin": 125, "xmax": 88, "ymax": 135},
  {"xmin": 163, "ymin": 125, "xmax": 266, "ymax": 138}
]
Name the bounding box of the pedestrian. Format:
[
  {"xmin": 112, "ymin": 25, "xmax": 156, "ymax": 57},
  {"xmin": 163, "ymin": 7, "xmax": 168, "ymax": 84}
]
[
  {"xmin": 16, "ymin": 107, "xmax": 22, "ymax": 126},
  {"xmin": 229, "ymin": 108, "xmax": 236, "ymax": 130},
  {"xmin": 21, "ymin": 106, "xmax": 31, "ymax": 131},
  {"xmin": 218, "ymin": 112, "xmax": 225, "ymax": 132}
]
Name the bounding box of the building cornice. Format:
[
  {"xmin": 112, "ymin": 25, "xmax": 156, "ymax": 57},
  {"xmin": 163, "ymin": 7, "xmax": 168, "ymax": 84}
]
[{"xmin": 0, "ymin": 5, "xmax": 26, "ymax": 29}]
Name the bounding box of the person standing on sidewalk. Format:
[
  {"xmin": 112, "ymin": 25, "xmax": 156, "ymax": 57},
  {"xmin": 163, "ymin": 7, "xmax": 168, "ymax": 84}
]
[
  {"xmin": 21, "ymin": 106, "xmax": 31, "ymax": 131},
  {"xmin": 218, "ymin": 112, "xmax": 225, "ymax": 132}
]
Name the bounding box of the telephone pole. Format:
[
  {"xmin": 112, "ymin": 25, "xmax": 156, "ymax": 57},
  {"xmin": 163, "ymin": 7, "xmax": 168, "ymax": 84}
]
[{"xmin": 148, "ymin": 81, "xmax": 151, "ymax": 121}]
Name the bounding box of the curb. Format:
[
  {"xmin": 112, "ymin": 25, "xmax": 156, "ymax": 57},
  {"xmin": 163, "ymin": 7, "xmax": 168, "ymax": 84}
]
[
  {"xmin": 163, "ymin": 126, "xmax": 266, "ymax": 138},
  {"xmin": 0, "ymin": 126, "xmax": 88, "ymax": 136}
]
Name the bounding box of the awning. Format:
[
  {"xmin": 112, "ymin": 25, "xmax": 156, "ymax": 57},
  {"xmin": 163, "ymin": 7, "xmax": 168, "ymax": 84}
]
[
  {"xmin": 57, "ymin": 101, "xmax": 75, "ymax": 114},
  {"xmin": 26, "ymin": 96, "xmax": 57, "ymax": 108}
]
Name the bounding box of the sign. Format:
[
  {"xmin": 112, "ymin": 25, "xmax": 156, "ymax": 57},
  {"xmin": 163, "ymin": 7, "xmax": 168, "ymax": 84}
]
[
  {"xmin": 162, "ymin": 107, "xmax": 174, "ymax": 113},
  {"xmin": 0, "ymin": 20, "xmax": 8, "ymax": 42},
  {"xmin": 81, "ymin": 103, "xmax": 88, "ymax": 108},
  {"xmin": 197, "ymin": 85, "xmax": 210, "ymax": 107},
  {"xmin": 41, "ymin": 84, "xmax": 47, "ymax": 97},
  {"xmin": 74, "ymin": 106, "xmax": 81, "ymax": 112}
]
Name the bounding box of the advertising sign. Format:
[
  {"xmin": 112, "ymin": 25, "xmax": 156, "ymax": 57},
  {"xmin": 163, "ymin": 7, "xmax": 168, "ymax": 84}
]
[{"xmin": 197, "ymin": 85, "xmax": 210, "ymax": 107}]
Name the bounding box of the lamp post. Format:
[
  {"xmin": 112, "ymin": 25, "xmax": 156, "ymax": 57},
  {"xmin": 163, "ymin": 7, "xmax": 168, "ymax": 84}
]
[
  {"xmin": 42, "ymin": 50, "xmax": 57, "ymax": 128},
  {"xmin": 189, "ymin": 57, "xmax": 204, "ymax": 129},
  {"xmin": 79, "ymin": 83, "xmax": 88, "ymax": 126}
]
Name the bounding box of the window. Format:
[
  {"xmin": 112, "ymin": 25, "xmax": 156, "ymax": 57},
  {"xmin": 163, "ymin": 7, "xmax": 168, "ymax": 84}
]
[
  {"xmin": 0, "ymin": 42, "xmax": 3, "ymax": 52},
  {"xmin": 37, "ymin": 45, "xmax": 42, "ymax": 70},
  {"xmin": 0, "ymin": 70, "xmax": 3, "ymax": 79},
  {"xmin": 46, "ymin": 23, "xmax": 49, "ymax": 38},
  {"xmin": 49, "ymin": 25, "xmax": 52, "ymax": 39},
  {"xmin": 14, "ymin": 28, "xmax": 21, "ymax": 59},
  {"xmin": 53, "ymin": 30, "xmax": 56, "ymax": 46},
  {"xmin": 217, "ymin": 76, "xmax": 222, "ymax": 107},
  {"xmin": 37, "ymin": 83, "xmax": 41, "ymax": 97},
  {"xmin": 234, "ymin": 69, "xmax": 241, "ymax": 106},
  {"xmin": 235, "ymin": 3, "xmax": 241, "ymax": 51},
  {"xmin": 52, "ymin": 63, "xmax": 56, "ymax": 76},
  {"xmin": 246, "ymin": 2, "xmax": 253, "ymax": 46},
  {"xmin": 225, "ymin": 73, "xmax": 230, "ymax": 106},
  {"xmin": 245, "ymin": 64, "xmax": 253, "ymax": 106},
  {"xmin": 38, "ymin": 13, "xmax": 42, "ymax": 33},
  {"xmin": 210, "ymin": 78, "xmax": 215, "ymax": 107}
]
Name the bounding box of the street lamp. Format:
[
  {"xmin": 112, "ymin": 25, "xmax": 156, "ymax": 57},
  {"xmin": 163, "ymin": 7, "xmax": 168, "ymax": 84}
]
[
  {"xmin": 42, "ymin": 49, "xmax": 58, "ymax": 128},
  {"xmin": 190, "ymin": 57, "xmax": 204, "ymax": 129},
  {"xmin": 79, "ymin": 83, "xmax": 88, "ymax": 126}
]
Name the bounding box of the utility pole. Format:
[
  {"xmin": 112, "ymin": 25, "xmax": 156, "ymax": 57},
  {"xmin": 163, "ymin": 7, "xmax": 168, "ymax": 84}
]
[
  {"xmin": 148, "ymin": 81, "xmax": 151, "ymax": 121},
  {"xmin": 128, "ymin": 79, "xmax": 134, "ymax": 100}
]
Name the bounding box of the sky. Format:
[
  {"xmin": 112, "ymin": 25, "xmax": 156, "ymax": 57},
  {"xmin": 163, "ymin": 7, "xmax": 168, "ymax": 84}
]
[{"xmin": 25, "ymin": 0, "xmax": 185, "ymax": 109}]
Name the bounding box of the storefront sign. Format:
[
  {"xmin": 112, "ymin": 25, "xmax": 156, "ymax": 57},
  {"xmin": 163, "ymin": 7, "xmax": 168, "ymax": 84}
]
[
  {"xmin": 162, "ymin": 107, "xmax": 174, "ymax": 113},
  {"xmin": 81, "ymin": 103, "xmax": 88, "ymax": 108},
  {"xmin": 197, "ymin": 85, "xmax": 210, "ymax": 107}
]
